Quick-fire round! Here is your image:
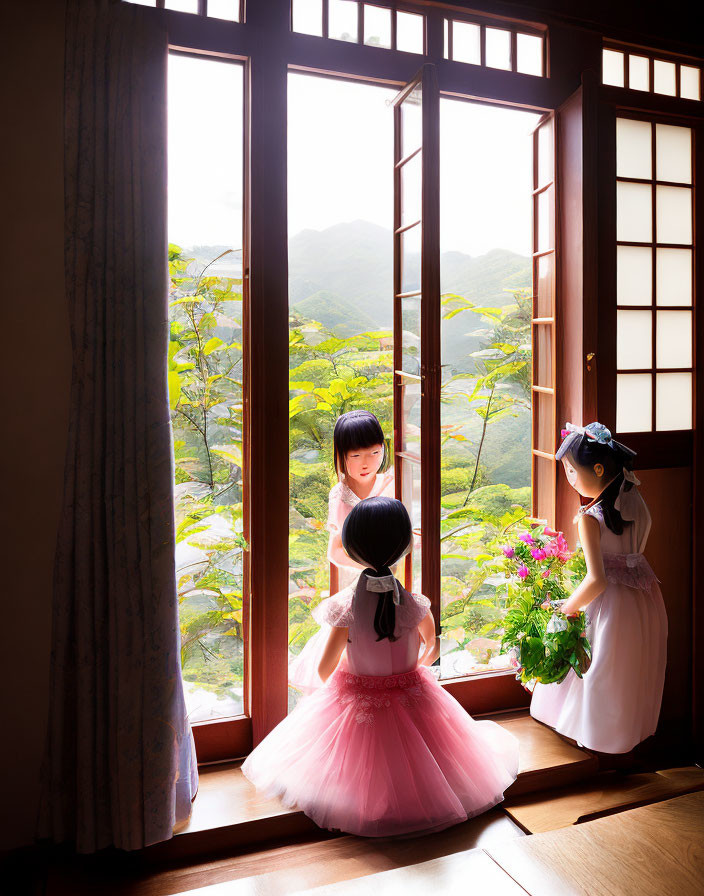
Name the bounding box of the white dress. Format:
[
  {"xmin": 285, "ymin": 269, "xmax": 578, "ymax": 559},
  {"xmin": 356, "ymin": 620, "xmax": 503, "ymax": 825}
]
[{"xmin": 530, "ymin": 485, "xmax": 668, "ymax": 753}]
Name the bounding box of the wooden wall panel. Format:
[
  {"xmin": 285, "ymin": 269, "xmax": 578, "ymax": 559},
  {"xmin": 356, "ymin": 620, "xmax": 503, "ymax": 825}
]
[{"xmin": 638, "ymin": 467, "xmax": 693, "ymax": 744}]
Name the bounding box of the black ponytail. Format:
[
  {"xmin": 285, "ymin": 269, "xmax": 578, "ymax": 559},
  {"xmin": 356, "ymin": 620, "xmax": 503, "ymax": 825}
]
[{"xmin": 341, "ymin": 497, "xmax": 413, "ymax": 642}]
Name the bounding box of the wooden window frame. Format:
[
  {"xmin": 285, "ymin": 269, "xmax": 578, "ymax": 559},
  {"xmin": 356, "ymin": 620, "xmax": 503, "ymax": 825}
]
[
  {"xmin": 443, "ymin": 9, "xmax": 548, "ymax": 78},
  {"xmin": 602, "ymin": 40, "xmax": 702, "ymax": 102},
  {"xmin": 134, "ymin": 2, "xmax": 704, "ymax": 763},
  {"xmin": 612, "ymin": 113, "xmax": 695, "ymax": 436},
  {"xmin": 290, "ymin": 0, "xmax": 428, "ymax": 53},
  {"xmin": 140, "ymin": 0, "xmax": 246, "ymax": 21},
  {"xmin": 595, "ymin": 88, "xmax": 704, "ymax": 468}
]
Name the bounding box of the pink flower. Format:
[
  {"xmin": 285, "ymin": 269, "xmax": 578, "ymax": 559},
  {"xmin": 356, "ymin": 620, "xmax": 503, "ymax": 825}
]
[
  {"xmin": 544, "ymin": 533, "xmax": 572, "ymax": 563},
  {"xmin": 519, "ymin": 532, "xmax": 534, "ymax": 545},
  {"xmin": 542, "ymin": 569, "xmax": 550, "ymax": 578},
  {"xmin": 517, "ymin": 564, "xmax": 529, "ymax": 579},
  {"xmin": 544, "ymin": 526, "xmax": 558, "ymax": 537},
  {"xmin": 503, "ymin": 546, "xmax": 515, "ymax": 558},
  {"xmin": 530, "ymin": 547, "xmax": 547, "ymax": 561}
]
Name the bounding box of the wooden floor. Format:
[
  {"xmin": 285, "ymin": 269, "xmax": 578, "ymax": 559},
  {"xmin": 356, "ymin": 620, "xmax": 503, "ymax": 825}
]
[{"xmin": 16, "ymin": 711, "xmax": 703, "ymax": 896}]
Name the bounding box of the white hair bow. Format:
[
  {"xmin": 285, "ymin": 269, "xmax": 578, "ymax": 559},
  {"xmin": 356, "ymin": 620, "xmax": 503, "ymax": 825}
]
[{"xmin": 365, "ymin": 572, "xmax": 401, "ymax": 605}]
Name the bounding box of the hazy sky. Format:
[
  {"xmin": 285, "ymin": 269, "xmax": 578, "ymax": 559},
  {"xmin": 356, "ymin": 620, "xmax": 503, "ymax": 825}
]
[{"xmin": 168, "ymin": 55, "xmax": 539, "ymax": 257}]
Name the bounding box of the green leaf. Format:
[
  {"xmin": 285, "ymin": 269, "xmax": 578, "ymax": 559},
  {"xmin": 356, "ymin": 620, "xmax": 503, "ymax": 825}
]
[{"xmin": 203, "ymin": 336, "xmax": 225, "ymax": 355}]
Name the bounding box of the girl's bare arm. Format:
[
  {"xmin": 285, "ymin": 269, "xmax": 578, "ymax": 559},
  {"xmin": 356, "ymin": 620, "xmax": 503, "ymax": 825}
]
[
  {"xmin": 560, "ymin": 514, "xmax": 607, "ymax": 614},
  {"xmin": 417, "ymin": 609, "xmax": 440, "ymax": 667},
  {"xmin": 318, "ymin": 626, "xmax": 349, "ymax": 682}
]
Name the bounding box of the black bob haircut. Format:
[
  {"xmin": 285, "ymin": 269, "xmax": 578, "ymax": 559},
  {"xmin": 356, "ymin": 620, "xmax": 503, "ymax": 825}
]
[
  {"xmin": 342, "ymin": 497, "xmax": 413, "ymax": 642},
  {"xmin": 333, "ymin": 410, "xmax": 388, "ymax": 477},
  {"xmin": 556, "ymin": 425, "xmax": 637, "ymax": 534}
]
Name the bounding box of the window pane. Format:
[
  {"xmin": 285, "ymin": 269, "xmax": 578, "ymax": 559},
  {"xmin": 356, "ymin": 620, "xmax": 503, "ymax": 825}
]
[
  {"xmin": 168, "ymin": 55, "xmax": 245, "ymax": 723},
  {"xmin": 616, "ymin": 118, "xmax": 652, "ymax": 180},
  {"xmin": 165, "ymin": 0, "xmax": 198, "ymax": 10},
  {"xmin": 656, "ymin": 372, "xmax": 692, "ymax": 430},
  {"xmin": 653, "ymin": 60, "xmax": 677, "ymax": 96},
  {"xmin": 656, "ymin": 124, "xmax": 692, "ymax": 184},
  {"xmin": 400, "ymin": 223, "xmax": 421, "ymax": 294},
  {"xmin": 617, "ymin": 374, "xmax": 652, "ymax": 432},
  {"xmin": 517, "ymin": 33, "xmax": 543, "ymax": 76},
  {"xmin": 400, "ymin": 459, "xmax": 422, "ymax": 593},
  {"xmin": 329, "ymin": 0, "xmax": 358, "ymax": 42},
  {"xmin": 364, "ymin": 4, "xmax": 391, "ymax": 48},
  {"xmin": 444, "ymin": 18, "xmax": 449, "ymax": 59},
  {"xmin": 536, "ymin": 252, "xmax": 555, "ymax": 317},
  {"xmin": 656, "ymin": 248, "xmax": 692, "ymax": 306},
  {"xmin": 680, "ymin": 65, "xmax": 701, "ymax": 101},
  {"xmin": 537, "ymin": 186, "xmax": 554, "ymax": 252},
  {"xmin": 208, "ymin": 0, "xmax": 239, "ymax": 21},
  {"xmin": 617, "ymin": 246, "xmax": 652, "ymax": 306},
  {"xmin": 657, "ymin": 311, "xmax": 692, "ymax": 368},
  {"xmin": 401, "ymin": 298, "xmax": 421, "ymax": 375},
  {"xmin": 287, "ymin": 74, "xmax": 395, "ymax": 708},
  {"xmin": 402, "ymin": 83, "xmax": 422, "ymax": 158},
  {"xmin": 656, "ymin": 186, "xmax": 692, "ymax": 244},
  {"xmin": 617, "ymin": 182, "xmax": 652, "ymax": 242},
  {"xmin": 617, "ymin": 310, "xmax": 652, "ymax": 369},
  {"xmin": 396, "ymin": 11, "xmax": 424, "ymax": 54},
  {"xmin": 535, "ymin": 391, "xmax": 554, "ymax": 454},
  {"xmin": 603, "ymin": 49, "xmax": 625, "ymax": 87},
  {"xmin": 402, "ymin": 383, "xmax": 421, "ymax": 455},
  {"xmin": 452, "ymin": 20, "xmax": 480, "ymax": 65},
  {"xmin": 629, "ymin": 55, "xmax": 650, "ymax": 91},
  {"xmin": 292, "ymin": 0, "xmax": 322, "ymax": 36},
  {"xmin": 401, "ymin": 150, "xmax": 422, "ymax": 225},
  {"xmin": 534, "ymin": 323, "xmax": 552, "ymax": 388},
  {"xmin": 486, "ymin": 28, "xmax": 511, "ymax": 70},
  {"xmin": 537, "ymin": 117, "xmax": 553, "ymax": 188}
]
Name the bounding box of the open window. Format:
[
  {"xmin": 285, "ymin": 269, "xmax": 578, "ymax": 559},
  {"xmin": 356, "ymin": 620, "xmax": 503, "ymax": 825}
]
[
  {"xmin": 531, "ymin": 112, "xmax": 558, "ymax": 525},
  {"xmin": 392, "ymin": 64, "xmax": 441, "ymax": 627}
]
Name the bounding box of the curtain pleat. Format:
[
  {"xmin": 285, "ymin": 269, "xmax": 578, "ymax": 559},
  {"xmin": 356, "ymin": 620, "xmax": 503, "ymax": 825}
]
[{"xmin": 39, "ymin": 0, "xmax": 198, "ymax": 853}]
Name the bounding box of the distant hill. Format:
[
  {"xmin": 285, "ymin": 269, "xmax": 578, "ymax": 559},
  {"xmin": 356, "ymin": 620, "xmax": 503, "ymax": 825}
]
[
  {"xmin": 292, "ymin": 289, "xmax": 378, "ymax": 337},
  {"xmin": 177, "ymin": 221, "xmax": 531, "ymax": 367},
  {"xmin": 289, "ymin": 220, "xmax": 530, "ymax": 369}
]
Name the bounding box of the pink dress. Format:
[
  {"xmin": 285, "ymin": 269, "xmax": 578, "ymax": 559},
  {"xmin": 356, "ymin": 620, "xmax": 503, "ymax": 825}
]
[
  {"xmin": 242, "ymin": 574, "xmax": 520, "ymax": 838},
  {"xmin": 530, "ymin": 486, "xmax": 668, "ymax": 753}
]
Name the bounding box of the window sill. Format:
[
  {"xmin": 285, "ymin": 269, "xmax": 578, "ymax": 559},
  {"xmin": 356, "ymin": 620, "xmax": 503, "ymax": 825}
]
[{"xmin": 149, "ymin": 708, "xmax": 597, "ymax": 863}]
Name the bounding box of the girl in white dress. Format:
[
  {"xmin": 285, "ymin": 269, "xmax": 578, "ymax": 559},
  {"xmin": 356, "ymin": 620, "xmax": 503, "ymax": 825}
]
[{"xmin": 530, "ymin": 422, "xmax": 668, "ymax": 754}]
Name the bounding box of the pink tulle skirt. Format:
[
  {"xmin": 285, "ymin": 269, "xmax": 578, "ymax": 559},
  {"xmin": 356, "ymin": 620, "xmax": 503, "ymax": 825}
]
[{"xmin": 241, "ymin": 665, "xmax": 519, "ymax": 838}]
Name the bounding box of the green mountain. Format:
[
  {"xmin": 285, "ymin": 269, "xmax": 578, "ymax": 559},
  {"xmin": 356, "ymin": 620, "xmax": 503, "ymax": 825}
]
[
  {"xmin": 292, "ymin": 289, "xmax": 378, "ymax": 337},
  {"xmin": 288, "ymin": 221, "xmax": 531, "ymax": 368},
  {"xmin": 179, "ymin": 222, "xmax": 531, "ymax": 368}
]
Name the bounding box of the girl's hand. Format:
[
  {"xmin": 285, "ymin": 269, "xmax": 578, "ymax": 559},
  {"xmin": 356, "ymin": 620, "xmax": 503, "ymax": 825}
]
[{"xmin": 558, "ymin": 602, "xmax": 581, "ymax": 619}]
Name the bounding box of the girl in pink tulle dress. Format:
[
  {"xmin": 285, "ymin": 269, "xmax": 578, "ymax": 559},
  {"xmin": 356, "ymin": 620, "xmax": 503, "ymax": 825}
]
[
  {"xmin": 243, "ymin": 497, "xmax": 520, "ymax": 838},
  {"xmin": 530, "ymin": 422, "xmax": 668, "ymax": 754}
]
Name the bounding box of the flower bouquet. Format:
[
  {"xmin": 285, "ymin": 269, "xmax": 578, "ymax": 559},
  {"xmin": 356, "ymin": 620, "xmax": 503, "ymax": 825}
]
[{"xmin": 496, "ymin": 523, "xmax": 591, "ymax": 688}]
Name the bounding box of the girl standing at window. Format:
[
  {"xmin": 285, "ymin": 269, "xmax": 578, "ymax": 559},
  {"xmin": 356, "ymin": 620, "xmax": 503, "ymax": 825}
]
[
  {"xmin": 530, "ymin": 422, "xmax": 668, "ymax": 754},
  {"xmin": 244, "ymin": 497, "xmax": 519, "ymax": 838},
  {"xmin": 327, "ymin": 410, "xmax": 395, "ymax": 589}
]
